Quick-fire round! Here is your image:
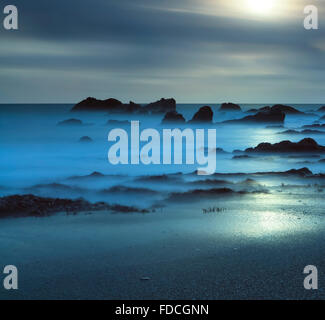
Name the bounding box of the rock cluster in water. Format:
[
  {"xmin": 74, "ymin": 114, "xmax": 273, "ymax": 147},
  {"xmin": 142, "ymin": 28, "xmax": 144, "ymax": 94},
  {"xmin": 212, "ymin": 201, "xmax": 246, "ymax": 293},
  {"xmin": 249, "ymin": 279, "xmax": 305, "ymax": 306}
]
[{"xmin": 245, "ymin": 138, "xmax": 325, "ymax": 153}]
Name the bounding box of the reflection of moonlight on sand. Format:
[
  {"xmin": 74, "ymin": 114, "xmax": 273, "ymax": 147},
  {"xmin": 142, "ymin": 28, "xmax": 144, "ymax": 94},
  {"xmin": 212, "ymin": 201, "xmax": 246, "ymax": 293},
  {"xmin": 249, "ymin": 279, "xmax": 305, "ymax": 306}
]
[{"xmin": 246, "ymin": 0, "xmax": 275, "ymax": 14}]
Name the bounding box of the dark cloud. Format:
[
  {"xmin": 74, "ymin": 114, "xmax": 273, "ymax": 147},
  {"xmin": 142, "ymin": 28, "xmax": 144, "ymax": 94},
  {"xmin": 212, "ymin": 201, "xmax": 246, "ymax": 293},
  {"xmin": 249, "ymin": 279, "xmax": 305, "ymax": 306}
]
[{"xmin": 0, "ymin": 0, "xmax": 324, "ymax": 103}]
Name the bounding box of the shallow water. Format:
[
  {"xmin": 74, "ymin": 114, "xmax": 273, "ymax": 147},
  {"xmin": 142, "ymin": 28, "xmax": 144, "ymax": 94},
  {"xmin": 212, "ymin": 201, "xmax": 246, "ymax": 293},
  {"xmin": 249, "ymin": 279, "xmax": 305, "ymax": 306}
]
[{"xmin": 0, "ymin": 103, "xmax": 324, "ymax": 191}]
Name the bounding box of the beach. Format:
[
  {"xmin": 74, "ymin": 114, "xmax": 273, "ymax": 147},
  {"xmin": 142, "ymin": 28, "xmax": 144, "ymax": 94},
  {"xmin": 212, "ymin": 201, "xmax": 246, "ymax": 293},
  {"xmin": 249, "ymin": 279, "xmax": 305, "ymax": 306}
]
[{"xmin": 1, "ymin": 191, "xmax": 324, "ymax": 300}]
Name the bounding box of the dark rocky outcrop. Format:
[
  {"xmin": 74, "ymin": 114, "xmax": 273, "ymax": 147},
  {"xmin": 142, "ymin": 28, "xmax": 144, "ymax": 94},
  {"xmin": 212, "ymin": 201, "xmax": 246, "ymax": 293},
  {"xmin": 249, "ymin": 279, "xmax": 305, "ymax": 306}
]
[
  {"xmin": 169, "ymin": 188, "xmax": 236, "ymax": 200},
  {"xmin": 0, "ymin": 194, "xmax": 149, "ymax": 218},
  {"xmin": 135, "ymin": 173, "xmax": 182, "ymax": 183},
  {"xmin": 106, "ymin": 120, "xmax": 130, "ymax": 126},
  {"xmin": 71, "ymin": 97, "xmax": 124, "ymax": 112},
  {"xmin": 57, "ymin": 118, "xmax": 83, "ymax": 126},
  {"xmin": 189, "ymin": 106, "xmax": 213, "ymax": 123},
  {"xmin": 302, "ymin": 124, "xmax": 325, "ymax": 129},
  {"xmin": 79, "ymin": 136, "xmax": 93, "ymax": 143},
  {"xmin": 125, "ymin": 101, "xmax": 145, "ymax": 114},
  {"xmin": 161, "ymin": 111, "xmax": 186, "ymax": 124},
  {"xmin": 245, "ymin": 138, "xmax": 325, "ymax": 153},
  {"xmin": 144, "ymin": 98, "xmax": 176, "ymax": 114},
  {"xmin": 101, "ymin": 186, "xmax": 158, "ymax": 195},
  {"xmin": 232, "ymin": 155, "xmax": 253, "ymax": 160},
  {"xmin": 67, "ymin": 171, "xmax": 108, "ymax": 181},
  {"xmin": 219, "ymin": 103, "xmax": 242, "ymax": 112},
  {"xmin": 223, "ymin": 109, "xmax": 285, "ymax": 124},
  {"xmin": 247, "ymin": 105, "xmax": 303, "ymax": 115},
  {"xmin": 262, "ymin": 105, "xmax": 303, "ymax": 115},
  {"xmin": 278, "ymin": 129, "xmax": 325, "ymax": 135},
  {"xmin": 246, "ymin": 108, "xmax": 259, "ymax": 113},
  {"xmin": 317, "ymin": 106, "xmax": 325, "ymax": 112},
  {"xmin": 71, "ymin": 97, "xmax": 176, "ymax": 114},
  {"xmin": 283, "ymin": 168, "xmax": 313, "ymax": 176}
]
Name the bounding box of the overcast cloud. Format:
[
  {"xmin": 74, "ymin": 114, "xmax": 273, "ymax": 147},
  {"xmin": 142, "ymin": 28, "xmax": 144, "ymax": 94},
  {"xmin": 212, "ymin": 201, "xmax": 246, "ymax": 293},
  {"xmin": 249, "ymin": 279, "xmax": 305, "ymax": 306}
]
[{"xmin": 0, "ymin": 0, "xmax": 324, "ymax": 103}]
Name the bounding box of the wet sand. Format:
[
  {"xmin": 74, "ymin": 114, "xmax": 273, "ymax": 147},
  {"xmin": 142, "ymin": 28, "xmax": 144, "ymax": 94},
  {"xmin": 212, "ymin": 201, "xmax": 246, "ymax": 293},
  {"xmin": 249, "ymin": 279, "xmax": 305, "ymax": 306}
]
[{"xmin": 1, "ymin": 193, "xmax": 324, "ymax": 300}]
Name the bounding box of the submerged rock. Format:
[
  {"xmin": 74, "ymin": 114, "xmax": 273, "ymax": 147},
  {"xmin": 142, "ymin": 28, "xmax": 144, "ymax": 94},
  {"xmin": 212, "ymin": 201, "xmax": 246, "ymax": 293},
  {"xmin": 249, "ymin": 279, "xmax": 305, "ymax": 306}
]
[
  {"xmin": 67, "ymin": 171, "xmax": 107, "ymax": 181},
  {"xmin": 79, "ymin": 136, "xmax": 93, "ymax": 143},
  {"xmin": 219, "ymin": 103, "xmax": 242, "ymax": 112},
  {"xmin": 302, "ymin": 124, "xmax": 325, "ymax": 129},
  {"xmin": 232, "ymin": 155, "xmax": 253, "ymax": 160},
  {"xmin": 278, "ymin": 129, "xmax": 325, "ymax": 135},
  {"xmin": 317, "ymin": 106, "xmax": 325, "ymax": 112},
  {"xmin": 189, "ymin": 106, "xmax": 213, "ymax": 123},
  {"xmin": 0, "ymin": 194, "xmax": 148, "ymax": 218},
  {"xmin": 161, "ymin": 111, "xmax": 186, "ymax": 124},
  {"xmin": 224, "ymin": 109, "xmax": 285, "ymax": 124},
  {"xmin": 245, "ymin": 138, "xmax": 325, "ymax": 153},
  {"xmin": 106, "ymin": 120, "xmax": 130, "ymax": 126},
  {"xmin": 57, "ymin": 118, "xmax": 83, "ymax": 126}
]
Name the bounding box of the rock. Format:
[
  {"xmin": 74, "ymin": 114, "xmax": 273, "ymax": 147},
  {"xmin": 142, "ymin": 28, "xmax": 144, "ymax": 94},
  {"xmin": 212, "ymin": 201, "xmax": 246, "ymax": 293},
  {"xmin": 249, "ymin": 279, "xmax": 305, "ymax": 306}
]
[
  {"xmin": 71, "ymin": 97, "xmax": 176, "ymax": 114},
  {"xmin": 302, "ymin": 124, "xmax": 325, "ymax": 129},
  {"xmin": 189, "ymin": 106, "xmax": 213, "ymax": 123},
  {"xmin": 246, "ymin": 108, "xmax": 259, "ymax": 113},
  {"xmin": 0, "ymin": 194, "xmax": 149, "ymax": 218},
  {"xmin": 67, "ymin": 171, "xmax": 107, "ymax": 181},
  {"xmin": 317, "ymin": 106, "xmax": 325, "ymax": 112},
  {"xmin": 140, "ymin": 277, "xmax": 151, "ymax": 281},
  {"xmin": 278, "ymin": 129, "xmax": 325, "ymax": 135},
  {"xmin": 247, "ymin": 105, "xmax": 303, "ymax": 115},
  {"xmin": 258, "ymin": 105, "xmax": 303, "ymax": 115},
  {"xmin": 125, "ymin": 101, "xmax": 144, "ymax": 114},
  {"xmin": 278, "ymin": 130, "xmax": 299, "ymax": 135},
  {"xmin": 245, "ymin": 138, "xmax": 325, "ymax": 153},
  {"xmin": 300, "ymin": 129, "xmax": 324, "ymax": 135},
  {"xmin": 284, "ymin": 168, "xmax": 313, "ymax": 176},
  {"xmin": 57, "ymin": 118, "xmax": 83, "ymax": 126},
  {"xmin": 161, "ymin": 111, "xmax": 186, "ymax": 124},
  {"xmin": 106, "ymin": 120, "xmax": 130, "ymax": 126},
  {"xmin": 71, "ymin": 97, "xmax": 124, "ymax": 112},
  {"xmin": 89, "ymin": 171, "xmax": 105, "ymax": 177},
  {"xmin": 223, "ymin": 109, "xmax": 285, "ymax": 124},
  {"xmin": 270, "ymin": 104, "xmax": 303, "ymax": 114},
  {"xmin": 232, "ymin": 155, "xmax": 253, "ymax": 160},
  {"xmin": 144, "ymin": 98, "xmax": 176, "ymax": 114},
  {"xmin": 219, "ymin": 103, "xmax": 242, "ymax": 112},
  {"xmin": 79, "ymin": 136, "xmax": 93, "ymax": 143}
]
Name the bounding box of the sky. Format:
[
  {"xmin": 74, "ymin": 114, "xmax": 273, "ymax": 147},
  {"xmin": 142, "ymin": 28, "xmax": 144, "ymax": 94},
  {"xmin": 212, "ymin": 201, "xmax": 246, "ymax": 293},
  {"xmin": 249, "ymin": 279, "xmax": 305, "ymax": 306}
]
[{"xmin": 0, "ymin": 0, "xmax": 324, "ymax": 103}]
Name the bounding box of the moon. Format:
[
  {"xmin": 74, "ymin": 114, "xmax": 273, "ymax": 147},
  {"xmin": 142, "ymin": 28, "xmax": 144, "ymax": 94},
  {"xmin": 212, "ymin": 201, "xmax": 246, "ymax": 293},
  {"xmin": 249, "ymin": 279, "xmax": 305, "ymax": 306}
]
[{"xmin": 245, "ymin": 0, "xmax": 275, "ymax": 14}]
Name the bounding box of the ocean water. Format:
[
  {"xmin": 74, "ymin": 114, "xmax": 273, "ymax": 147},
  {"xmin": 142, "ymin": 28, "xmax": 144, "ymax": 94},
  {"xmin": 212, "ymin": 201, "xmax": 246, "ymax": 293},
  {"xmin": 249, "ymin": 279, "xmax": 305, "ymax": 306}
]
[
  {"xmin": 0, "ymin": 103, "xmax": 324, "ymax": 191},
  {"xmin": 1, "ymin": 103, "xmax": 325, "ymax": 299}
]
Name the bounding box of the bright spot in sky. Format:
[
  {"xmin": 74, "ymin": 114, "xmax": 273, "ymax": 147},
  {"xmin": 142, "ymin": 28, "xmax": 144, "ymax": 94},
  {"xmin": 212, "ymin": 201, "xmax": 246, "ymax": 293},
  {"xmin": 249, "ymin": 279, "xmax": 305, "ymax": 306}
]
[{"xmin": 245, "ymin": 0, "xmax": 275, "ymax": 14}]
